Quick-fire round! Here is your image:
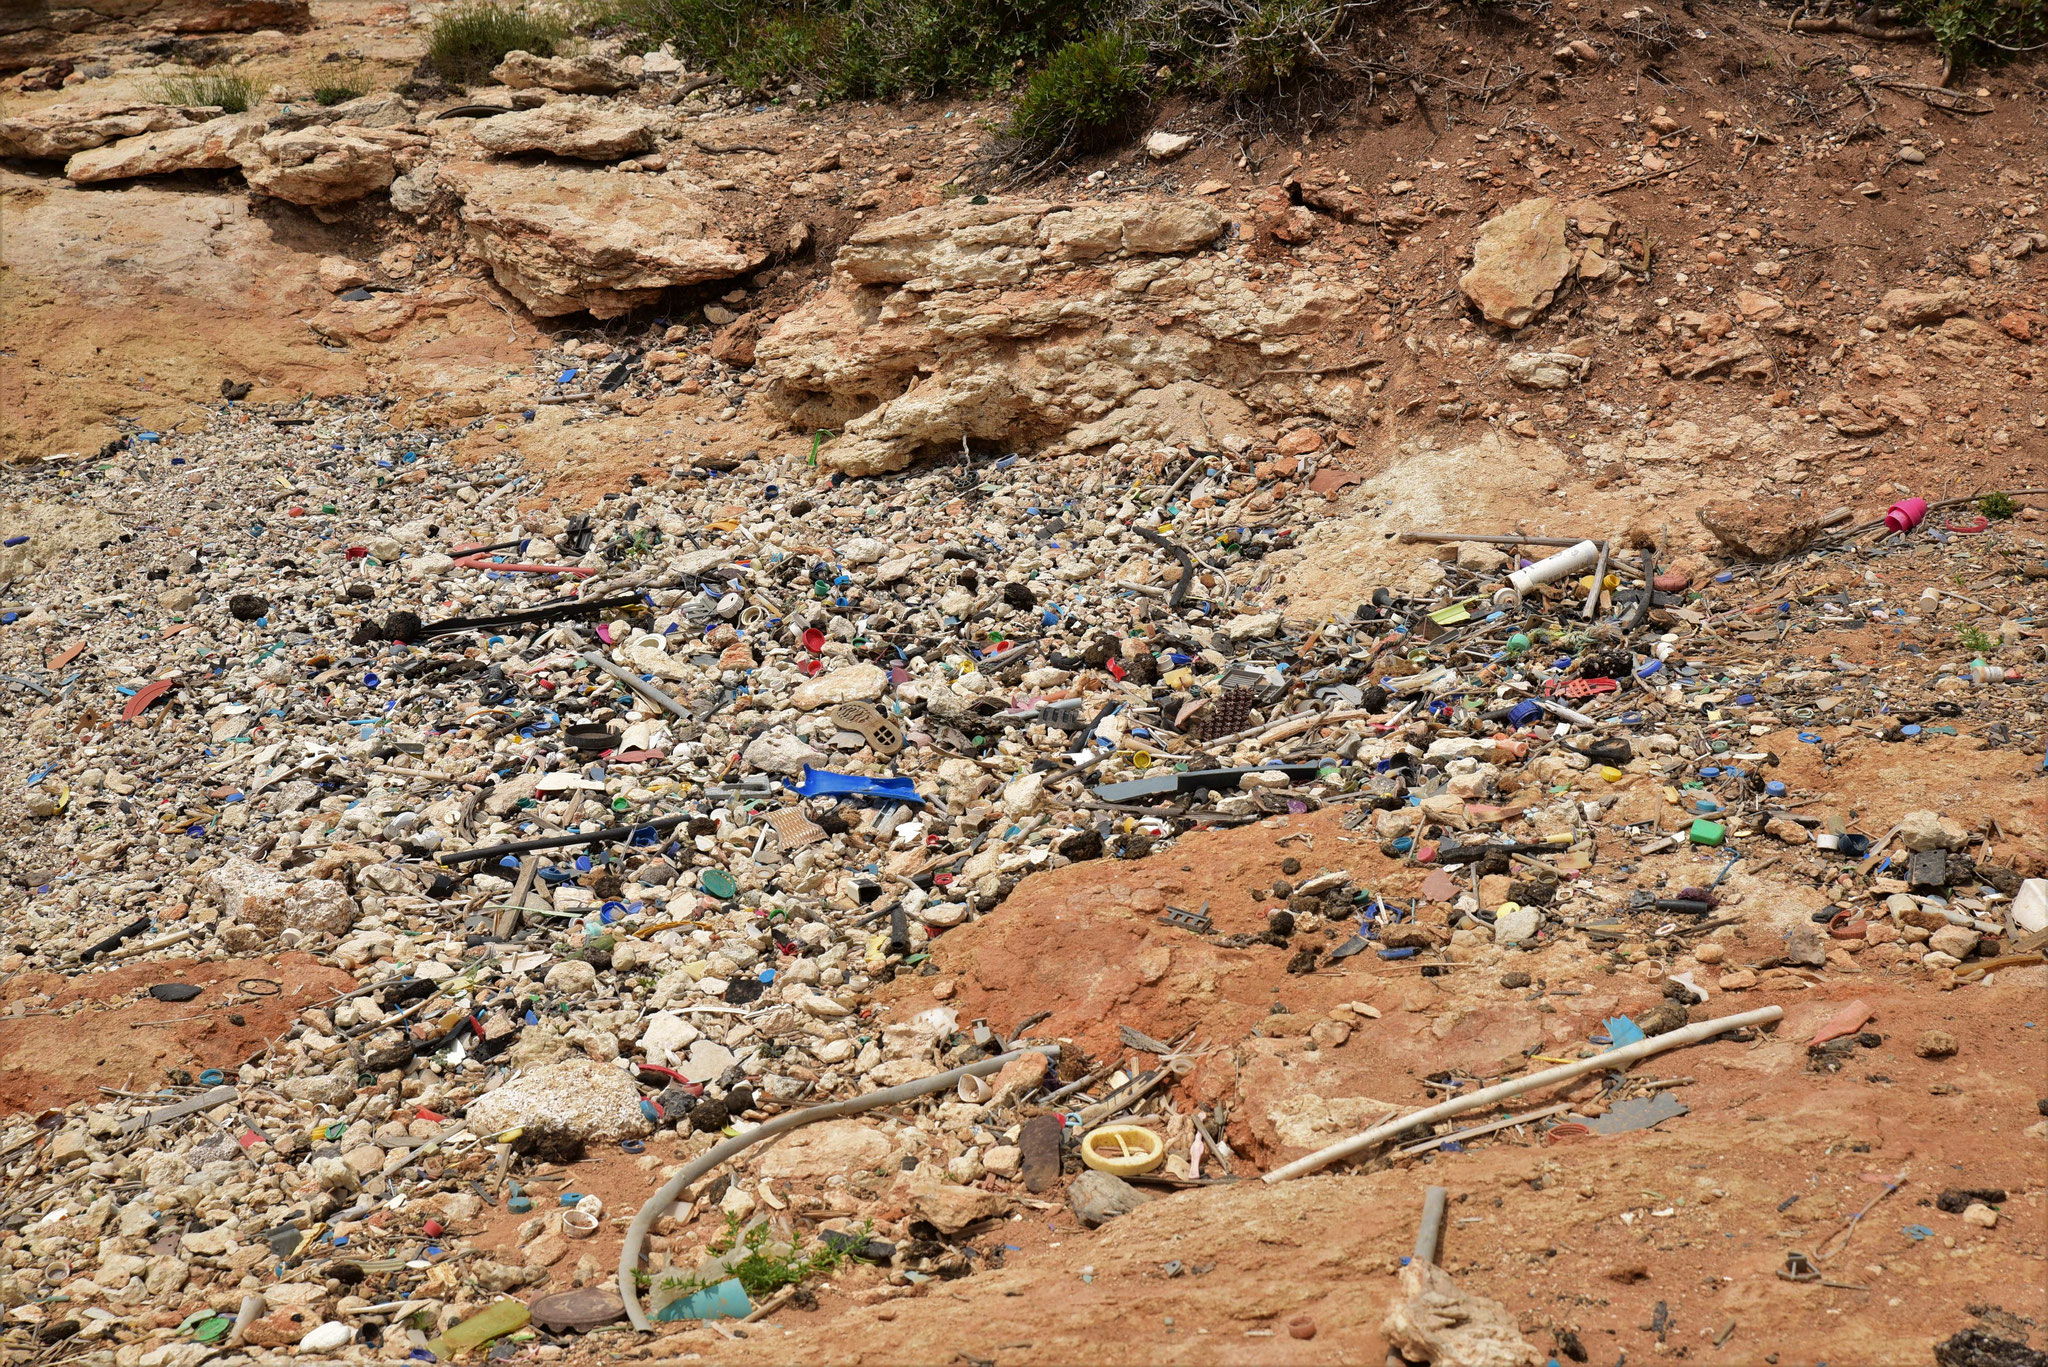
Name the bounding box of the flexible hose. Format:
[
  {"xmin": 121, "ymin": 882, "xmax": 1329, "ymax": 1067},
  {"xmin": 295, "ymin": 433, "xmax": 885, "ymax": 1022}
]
[{"xmin": 618, "ymin": 1043, "xmax": 1060, "ymax": 1330}]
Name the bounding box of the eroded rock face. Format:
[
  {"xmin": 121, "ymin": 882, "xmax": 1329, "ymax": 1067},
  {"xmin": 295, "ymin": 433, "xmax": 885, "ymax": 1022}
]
[
  {"xmin": 0, "ymin": 101, "xmax": 217, "ymax": 160},
  {"xmin": 490, "ymin": 50, "xmax": 636, "ymax": 94},
  {"xmin": 468, "ymin": 103, "xmax": 662, "ymax": 161},
  {"xmin": 0, "ymin": 0, "xmax": 310, "ymax": 67},
  {"xmin": 755, "ymin": 196, "xmax": 1378, "ymax": 475},
  {"xmin": 439, "ymin": 161, "xmax": 767, "ymax": 317},
  {"xmin": 1459, "ymin": 196, "xmax": 1571, "ymax": 328},
  {"xmin": 236, "ymin": 125, "xmax": 425, "ymax": 207},
  {"xmin": 64, "ymin": 112, "xmax": 263, "ymax": 183}
]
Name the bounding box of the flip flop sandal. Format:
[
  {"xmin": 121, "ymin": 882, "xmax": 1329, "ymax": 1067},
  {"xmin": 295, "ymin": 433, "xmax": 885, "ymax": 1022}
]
[{"xmin": 832, "ymin": 701, "xmax": 904, "ymax": 756}]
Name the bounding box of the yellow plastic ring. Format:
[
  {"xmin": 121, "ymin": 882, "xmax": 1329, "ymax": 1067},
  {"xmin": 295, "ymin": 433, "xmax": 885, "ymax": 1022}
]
[{"xmin": 1080, "ymin": 1124, "xmax": 1165, "ymax": 1177}]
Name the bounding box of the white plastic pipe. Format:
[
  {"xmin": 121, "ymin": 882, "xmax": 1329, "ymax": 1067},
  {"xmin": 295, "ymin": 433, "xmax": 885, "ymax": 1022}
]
[
  {"xmin": 1263, "ymin": 1005, "xmax": 1782, "ymax": 1183},
  {"xmin": 1493, "ymin": 539, "xmax": 1602, "ymax": 604}
]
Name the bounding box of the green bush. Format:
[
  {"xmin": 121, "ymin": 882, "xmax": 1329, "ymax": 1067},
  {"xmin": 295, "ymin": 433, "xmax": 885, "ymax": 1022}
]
[
  {"xmin": 1894, "ymin": 0, "xmax": 2046, "ymax": 67},
  {"xmin": 1006, "ymin": 30, "xmax": 1147, "ymax": 153},
  {"xmin": 428, "ymin": 2, "xmax": 563, "ymax": 85},
  {"xmin": 153, "ymin": 70, "xmax": 256, "ymax": 114},
  {"xmin": 616, "ymin": 0, "xmax": 1108, "ymax": 99}
]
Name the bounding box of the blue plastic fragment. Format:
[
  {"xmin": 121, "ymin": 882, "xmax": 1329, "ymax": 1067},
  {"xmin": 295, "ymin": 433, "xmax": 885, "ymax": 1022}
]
[
  {"xmin": 1602, "ymin": 1016, "xmax": 1646, "ymax": 1051},
  {"xmin": 786, "ymin": 765, "xmax": 925, "ymax": 805}
]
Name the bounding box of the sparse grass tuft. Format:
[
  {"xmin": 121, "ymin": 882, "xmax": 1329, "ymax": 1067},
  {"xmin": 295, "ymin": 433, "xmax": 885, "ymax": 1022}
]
[
  {"xmin": 1977, "ymin": 490, "xmax": 2018, "ymax": 520},
  {"xmin": 428, "ymin": 2, "xmax": 563, "ymax": 85},
  {"xmin": 153, "ymin": 69, "xmax": 256, "ymax": 114},
  {"xmin": 311, "ymin": 78, "xmax": 371, "ymax": 106}
]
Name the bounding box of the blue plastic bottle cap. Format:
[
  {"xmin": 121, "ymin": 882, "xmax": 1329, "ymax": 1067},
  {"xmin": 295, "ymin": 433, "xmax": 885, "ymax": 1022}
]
[{"xmin": 1765, "ymin": 780, "xmax": 1786, "ymax": 797}]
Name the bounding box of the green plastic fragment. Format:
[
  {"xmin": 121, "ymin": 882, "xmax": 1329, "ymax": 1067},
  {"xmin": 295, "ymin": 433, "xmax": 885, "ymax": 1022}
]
[{"xmin": 426, "ymin": 1299, "xmax": 531, "ymax": 1356}]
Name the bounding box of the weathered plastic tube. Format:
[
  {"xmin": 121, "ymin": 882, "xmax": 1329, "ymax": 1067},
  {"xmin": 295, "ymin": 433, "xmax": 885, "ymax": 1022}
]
[
  {"xmin": 1496, "ymin": 539, "xmax": 1602, "ymax": 602},
  {"xmin": 1263, "ymin": 1006, "xmax": 1783, "ymax": 1183},
  {"xmin": 618, "ymin": 1044, "xmax": 1060, "ymax": 1331}
]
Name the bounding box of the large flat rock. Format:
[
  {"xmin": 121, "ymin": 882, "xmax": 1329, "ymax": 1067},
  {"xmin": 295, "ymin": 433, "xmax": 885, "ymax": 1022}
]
[{"xmin": 439, "ymin": 161, "xmax": 768, "ymax": 318}]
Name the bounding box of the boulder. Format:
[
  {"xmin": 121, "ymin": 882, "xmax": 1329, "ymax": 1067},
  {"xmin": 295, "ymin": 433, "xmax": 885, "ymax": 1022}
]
[
  {"xmin": 1877, "ymin": 288, "xmax": 1968, "ymax": 329},
  {"xmin": 462, "ymin": 1057, "xmax": 651, "ymax": 1144},
  {"xmin": 1459, "ymin": 197, "xmax": 1571, "ymax": 328},
  {"xmin": 904, "ymin": 1176, "xmax": 1010, "ymax": 1233},
  {"xmin": 1696, "ymin": 496, "xmax": 1827, "ymax": 561},
  {"xmin": 468, "ymin": 103, "xmax": 661, "ymax": 161},
  {"xmin": 439, "ymin": 160, "xmax": 767, "ymax": 318},
  {"xmin": 236, "ymin": 126, "xmax": 424, "ymax": 206},
  {"xmin": 490, "ymin": 50, "xmax": 636, "ymax": 93},
  {"xmin": 0, "ymin": 101, "xmax": 217, "ymax": 160}
]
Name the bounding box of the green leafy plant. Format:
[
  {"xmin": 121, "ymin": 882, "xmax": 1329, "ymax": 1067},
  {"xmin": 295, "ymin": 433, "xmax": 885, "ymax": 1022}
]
[
  {"xmin": 660, "ymin": 1213, "xmax": 873, "ymax": 1301},
  {"xmin": 1956, "ymin": 623, "xmax": 1997, "ymax": 655},
  {"xmin": 1977, "ymin": 491, "xmax": 2018, "ymax": 520},
  {"xmin": 616, "ymin": 0, "xmax": 1107, "ymax": 99},
  {"xmin": 153, "ymin": 69, "xmax": 256, "ymax": 113},
  {"xmin": 1894, "ymin": 0, "xmax": 2046, "ymax": 68},
  {"xmin": 428, "ymin": 2, "xmax": 563, "ymax": 85},
  {"xmin": 1006, "ymin": 30, "xmax": 1147, "ymax": 155}
]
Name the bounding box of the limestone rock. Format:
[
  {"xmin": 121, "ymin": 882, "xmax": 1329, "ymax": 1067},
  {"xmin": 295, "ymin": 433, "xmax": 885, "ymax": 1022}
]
[
  {"xmin": 62, "ymin": 111, "xmax": 262, "ymax": 182},
  {"xmin": 1915, "ymin": 1029, "xmax": 1958, "ymax": 1059},
  {"xmin": 1900, "ymin": 809, "xmax": 1969, "ymax": 852},
  {"xmin": 1459, "ymin": 198, "xmax": 1571, "ymax": 329},
  {"xmin": 1144, "ymin": 130, "xmax": 1194, "ymax": 160},
  {"xmin": 469, "ymin": 103, "xmax": 661, "ymax": 161},
  {"xmin": 0, "ymin": 0, "xmax": 309, "ymax": 68},
  {"xmin": 439, "ymin": 161, "xmax": 767, "ymax": 318},
  {"xmin": 905, "ymin": 1177, "xmax": 1010, "ymax": 1233},
  {"xmin": 0, "ymin": 100, "xmax": 218, "ymax": 160},
  {"xmin": 1696, "ymin": 497, "xmax": 1826, "ymax": 561},
  {"xmin": 302, "ymin": 92, "xmax": 416, "ymax": 129},
  {"xmin": 1382, "ymin": 1260, "xmax": 1541, "ymax": 1367},
  {"xmin": 1927, "ymin": 925, "xmax": 1979, "ymax": 960},
  {"xmin": 236, "ymin": 126, "xmax": 424, "ymax": 207},
  {"xmin": 757, "ymin": 1121, "xmax": 891, "ymax": 1179},
  {"xmin": 1493, "ymin": 904, "xmax": 1541, "ymax": 945},
  {"xmin": 1504, "ymin": 350, "xmax": 1590, "ymax": 389},
  {"xmin": 1067, "ymin": 1169, "xmax": 1153, "ymax": 1226},
  {"xmin": 755, "ymin": 195, "xmax": 1351, "ymax": 475},
  {"xmin": 1878, "ymin": 288, "xmax": 1968, "ymax": 329},
  {"xmin": 742, "ymin": 728, "xmax": 827, "ymax": 774},
  {"xmin": 491, "ymin": 50, "xmax": 637, "ymax": 93},
  {"xmin": 462, "ymin": 1057, "xmax": 651, "ymax": 1144},
  {"xmin": 544, "ymin": 958, "xmax": 598, "ymax": 993},
  {"xmin": 790, "ymin": 662, "xmax": 887, "ymax": 710}
]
